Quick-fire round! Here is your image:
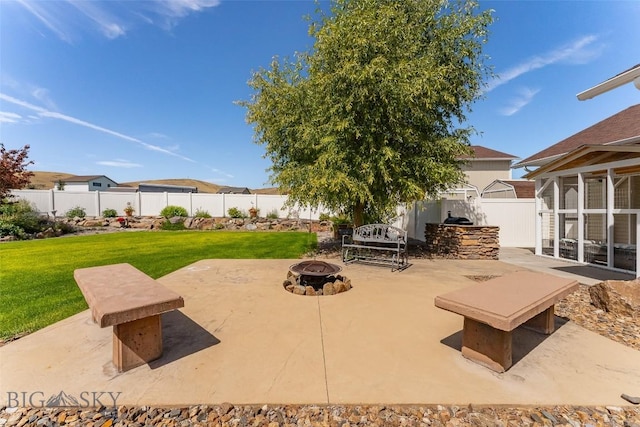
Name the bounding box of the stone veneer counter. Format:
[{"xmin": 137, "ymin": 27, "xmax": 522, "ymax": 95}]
[{"xmin": 424, "ymin": 223, "xmax": 499, "ymax": 260}]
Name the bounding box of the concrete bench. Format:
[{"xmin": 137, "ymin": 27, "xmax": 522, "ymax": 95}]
[
  {"xmin": 342, "ymin": 224, "xmax": 408, "ymax": 271},
  {"xmin": 434, "ymin": 271, "xmax": 578, "ymax": 372},
  {"xmin": 74, "ymin": 263, "xmax": 184, "ymax": 372}
]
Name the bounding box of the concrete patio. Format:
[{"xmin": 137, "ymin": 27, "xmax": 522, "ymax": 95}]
[{"xmin": 1, "ymin": 255, "xmax": 639, "ymax": 407}]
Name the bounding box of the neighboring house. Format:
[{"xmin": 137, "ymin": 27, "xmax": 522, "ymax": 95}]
[
  {"xmin": 481, "ymin": 179, "xmax": 535, "ymax": 199},
  {"xmin": 217, "ymin": 186, "xmax": 251, "ymax": 194},
  {"xmin": 138, "ymin": 183, "xmax": 197, "ymax": 193},
  {"xmin": 516, "ymin": 103, "xmax": 640, "ymax": 274},
  {"xmin": 58, "ymin": 175, "xmax": 118, "ymax": 191},
  {"xmin": 443, "ymin": 145, "xmax": 519, "ymax": 199}
]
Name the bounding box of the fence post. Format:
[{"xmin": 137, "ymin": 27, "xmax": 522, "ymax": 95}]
[
  {"xmin": 137, "ymin": 191, "xmax": 142, "ymax": 216},
  {"xmin": 95, "ymin": 191, "xmax": 101, "ymax": 217},
  {"xmin": 222, "ymin": 194, "xmax": 226, "ymax": 217},
  {"xmin": 48, "ymin": 189, "xmax": 55, "ymax": 214},
  {"xmin": 189, "ymin": 192, "xmax": 193, "ymax": 216}
]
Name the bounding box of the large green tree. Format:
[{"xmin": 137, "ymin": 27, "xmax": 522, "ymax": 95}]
[{"xmin": 241, "ymin": 0, "xmax": 493, "ymax": 226}]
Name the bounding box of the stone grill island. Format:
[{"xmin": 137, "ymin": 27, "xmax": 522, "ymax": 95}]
[
  {"xmin": 425, "ymin": 223, "xmax": 500, "ymax": 260},
  {"xmin": 284, "ymin": 260, "xmax": 352, "ymax": 296}
]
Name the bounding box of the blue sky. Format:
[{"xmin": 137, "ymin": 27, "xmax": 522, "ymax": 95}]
[{"xmin": 1, "ymin": 0, "xmax": 639, "ymax": 189}]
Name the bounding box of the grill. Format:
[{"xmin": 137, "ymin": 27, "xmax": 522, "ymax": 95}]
[{"xmin": 443, "ymin": 211, "xmax": 473, "ymax": 225}]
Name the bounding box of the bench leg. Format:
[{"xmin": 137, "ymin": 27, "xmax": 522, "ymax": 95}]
[
  {"xmin": 113, "ymin": 315, "xmax": 163, "ymax": 372},
  {"xmin": 523, "ymin": 305, "xmax": 555, "ymax": 334},
  {"xmin": 461, "ymin": 317, "xmax": 512, "ymax": 373}
]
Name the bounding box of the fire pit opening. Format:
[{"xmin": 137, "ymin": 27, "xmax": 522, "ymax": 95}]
[{"xmin": 285, "ymin": 260, "xmax": 352, "ymax": 296}]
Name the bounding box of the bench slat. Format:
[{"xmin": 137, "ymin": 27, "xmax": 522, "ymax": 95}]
[{"xmin": 74, "ymin": 263, "xmax": 184, "ymax": 328}]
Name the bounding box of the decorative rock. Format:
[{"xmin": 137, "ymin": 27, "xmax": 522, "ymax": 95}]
[
  {"xmin": 292, "ymin": 285, "xmax": 306, "ymax": 295},
  {"xmin": 622, "ymin": 394, "xmax": 640, "ymax": 405},
  {"xmin": 305, "ymin": 286, "xmax": 316, "ymax": 296},
  {"xmin": 589, "ymin": 280, "xmax": 640, "ymax": 316},
  {"xmin": 323, "ymin": 282, "xmax": 335, "ymax": 296}
]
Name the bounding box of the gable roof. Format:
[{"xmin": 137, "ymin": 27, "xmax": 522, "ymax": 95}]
[
  {"xmin": 460, "ymin": 145, "xmax": 518, "ymax": 161},
  {"xmin": 65, "ymin": 175, "xmax": 115, "ymax": 183},
  {"xmin": 482, "ymin": 179, "xmax": 535, "ymax": 198},
  {"xmin": 217, "ymin": 186, "xmax": 251, "ymax": 194},
  {"xmin": 515, "ymin": 104, "xmax": 640, "ymax": 168}
]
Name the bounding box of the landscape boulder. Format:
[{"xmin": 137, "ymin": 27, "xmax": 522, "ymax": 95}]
[{"xmin": 589, "ymin": 279, "xmax": 640, "ymax": 317}]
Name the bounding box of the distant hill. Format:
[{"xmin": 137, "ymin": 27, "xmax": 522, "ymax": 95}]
[
  {"xmin": 24, "ymin": 172, "xmax": 75, "ymax": 190},
  {"xmin": 121, "ymin": 178, "xmax": 222, "ymax": 194},
  {"xmin": 24, "ymin": 171, "xmax": 282, "ymax": 194}
]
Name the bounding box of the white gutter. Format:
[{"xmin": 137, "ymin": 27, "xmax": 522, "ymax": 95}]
[{"xmin": 577, "ymin": 66, "xmax": 640, "ymax": 100}]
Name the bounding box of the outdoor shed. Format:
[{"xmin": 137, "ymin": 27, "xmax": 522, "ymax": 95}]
[{"xmin": 481, "ymin": 180, "xmax": 535, "ymax": 199}]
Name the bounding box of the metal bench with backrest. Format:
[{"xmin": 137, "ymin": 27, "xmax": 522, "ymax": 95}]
[{"xmin": 342, "ymin": 223, "xmax": 408, "ymax": 271}]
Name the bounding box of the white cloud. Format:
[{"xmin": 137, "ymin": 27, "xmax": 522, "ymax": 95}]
[
  {"xmin": 211, "ymin": 167, "xmax": 234, "ymax": 179},
  {"xmin": 499, "ymin": 87, "xmax": 540, "ymax": 116},
  {"xmin": 0, "ymin": 92, "xmax": 195, "ymax": 163},
  {"xmin": 0, "ymin": 111, "xmax": 22, "ymax": 123},
  {"xmin": 16, "ymin": 0, "xmax": 220, "ymax": 42},
  {"xmin": 486, "ymin": 35, "xmax": 603, "ymax": 93},
  {"xmin": 97, "ymin": 160, "xmax": 143, "ymax": 168},
  {"xmin": 31, "ymin": 87, "xmax": 58, "ymax": 111}
]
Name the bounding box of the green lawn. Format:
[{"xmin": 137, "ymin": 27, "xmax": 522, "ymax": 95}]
[{"xmin": 0, "ymin": 231, "xmax": 317, "ymax": 340}]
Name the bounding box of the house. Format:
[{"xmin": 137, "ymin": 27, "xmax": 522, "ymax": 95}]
[
  {"xmin": 517, "ymin": 103, "xmax": 640, "ymax": 274},
  {"xmin": 138, "ymin": 183, "xmax": 197, "ymax": 193},
  {"xmin": 481, "ymin": 179, "xmax": 535, "ymax": 199},
  {"xmin": 217, "ymin": 186, "xmax": 251, "ymax": 194},
  {"xmin": 58, "ymin": 175, "xmax": 118, "ymax": 191},
  {"xmin": 443, "ymin": 145, "xmax": 519, "ymax": 199}
]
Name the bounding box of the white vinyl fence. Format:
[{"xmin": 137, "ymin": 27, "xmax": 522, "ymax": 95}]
[
  {"xmin": 10, "ymin": 190, "xmax": 324, "ymax": 220},
  {"xmin": 402, "ymin": 198, "xmax": 536, "ymax": 247},
  {"xmin": 11, "ymin": 190, "xmax": 536, "ymax": 247}
]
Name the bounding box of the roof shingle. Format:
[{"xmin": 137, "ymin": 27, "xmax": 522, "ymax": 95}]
[{"xmin": 516, "ymin": 104, "xmax": 640, "ymax": 167}]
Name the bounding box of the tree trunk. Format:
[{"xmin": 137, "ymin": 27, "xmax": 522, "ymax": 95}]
[{"xmin": 353, "ymin": 202, "xmax": 364, "ymax": 227}]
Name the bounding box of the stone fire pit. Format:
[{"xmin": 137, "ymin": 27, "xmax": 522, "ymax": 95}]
[{"xmin": 284, "ymin": 260, "xmax": 352, "ymax": 296}]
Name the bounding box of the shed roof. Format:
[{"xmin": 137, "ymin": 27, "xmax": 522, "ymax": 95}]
[
  {"xmin": 515, "ymin": 104, "xmax": 640, "ymax": 168},
  {"xmin": 483, "ymin": 180, "xmax": 535, "ymax": 198}
]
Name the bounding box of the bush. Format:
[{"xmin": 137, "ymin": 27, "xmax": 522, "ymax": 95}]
[
  {"xmin": 160, "ymin": 220, "xmax": 186, "ymax": 231},
  {"xmin": 194, "ymin": 208, "xmax": 212, "ymax": 218},
  {"xmin": 102, "ymin": 208, "xmax": 117, "ymax": 218},
  {"xmin": 65, "ymin": 206, "xmax": 86, "ymax": 219},
  {"xmin": 0, "ymin": 199, "xmax": 73, "ymax": 239},
  {"xmin": 266, "ymin": 209, "xmax": 279, "ymax": 220},
  {"xmin": 227, "ymin": 207, "xmax": 246, "ymax": 218},
  {"xmin": 319, "ymin": 212, "xmax": 331, "ymax": 221},
  {"xmin": 160, "ymin": 205, "xmax": 188, "ymax": 218}
]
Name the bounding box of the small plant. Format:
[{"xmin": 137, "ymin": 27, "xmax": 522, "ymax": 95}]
[
  {"xmin": 194, "ymin": 208, "xmax": 212, "ymax": 218},
  {"xmin": 161, "ymin": 220, "xmax": 186, "ymax": 231},
  {"xmin": 102, "ymin": 208, "xmax": 117, "ymax": 218},
  {"xmin": 124, "ymin": 203, "xmax": 135, "ymax": 216},
  {"xmin": 213, "ymin": 222, "xmax": 225, "ymax": 230},
  {"xmin": 65, "ymin": 206, "xmax": 86, "ymax": 219},
  {"xmin": 227, "ymin": 207, "xmax": 246, "ymax": 218},
  {"xmin": 319, "ymin": 212, "xmax": 331, "ymax": 221},
  {"xmin": 160, "ymin": 205, "xmax": 188, "ymax": 218},
  {"xmin": 266, "ymin": 209, "xmax": 279, "ymax": 219},
  {"xmin": 248, "ymin": 206, "xmax": 260, "ymax": 218}
]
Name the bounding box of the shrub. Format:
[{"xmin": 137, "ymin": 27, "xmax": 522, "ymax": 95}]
[
  {"xmin": 266, "ymin": 209, "xmax": 279, "ymax": 219},
  {"xmin": 194, "ymin": 208, "xmax": 212, "ymax": 218},
  {"xmin": 160, "ymin": 220, "xmax": 186, "ymax": 231},
  {"xmin": 319, "ymin": 212, "xmax": 331, "ymax": 221},
  {"xmin": 102, "ymin": 208, "xmax": 117, "ymax": 218},
  {"xmin": 213, "ymin": 222, "xmax": 225, "ymax": 230},
  {"xmin": 160, "ymin": 205, "xmax": 188, "ymax": 218},
  {"xmin": 227, "ymin": 207, "xmax": 246, "ymax": 218},
  {"xmin": 0, "ymin": 199, "xmax": 71, "ymax": 239},
  {"xmin": 65, "ymin": 206, "xmax": 86, "ymax": 219}
]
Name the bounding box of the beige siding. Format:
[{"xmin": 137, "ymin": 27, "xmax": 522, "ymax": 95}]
[{"xmin": 461, "ymin": 160, "xmax": 512, "ymax": 191}]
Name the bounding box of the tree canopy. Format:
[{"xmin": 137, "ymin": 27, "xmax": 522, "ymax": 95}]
[
  {"xmin": 241, "ymin": 0, "xmax": 493, "ymax": 225},
  {"xmin": 0, "ymin": 144, "xmax": 34, "ymax": 200}
]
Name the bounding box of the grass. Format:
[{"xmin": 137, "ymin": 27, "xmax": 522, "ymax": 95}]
[{"xmin": 0, "ymin": 231, "xmax": 317, "ymax": 340}]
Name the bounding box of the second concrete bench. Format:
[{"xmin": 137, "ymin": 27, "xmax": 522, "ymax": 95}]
[
  {"xmin": 434, "ymin": 271, "xmax": 578, "ymax": 372},
  {"xmin": 74, "ymin": 263, "xmax": 184, "ymax": 372}
]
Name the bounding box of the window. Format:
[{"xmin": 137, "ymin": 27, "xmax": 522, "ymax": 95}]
[{"xmin": 92, "ymin": 182, "xmax": 102, "ymax": 187}]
